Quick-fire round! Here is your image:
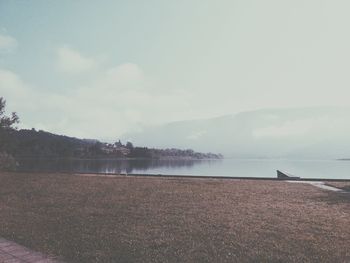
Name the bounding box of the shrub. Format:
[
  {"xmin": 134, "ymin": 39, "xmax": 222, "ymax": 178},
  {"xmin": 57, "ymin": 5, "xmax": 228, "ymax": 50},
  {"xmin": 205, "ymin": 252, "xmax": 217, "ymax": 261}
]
[{"xmin": 0, "ymin": 152, "xmax": 17, "ymax": 171}]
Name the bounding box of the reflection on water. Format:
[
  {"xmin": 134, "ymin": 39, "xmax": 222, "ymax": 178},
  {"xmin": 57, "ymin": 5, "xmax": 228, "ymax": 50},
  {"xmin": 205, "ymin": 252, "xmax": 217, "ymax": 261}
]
[
  {"xmin": 16, "ymin": 158, "xmax": 350, "ymax": 179},
  {"xmin": 17, "ymin": 158, "xmax": 212, "ymax": 174}
]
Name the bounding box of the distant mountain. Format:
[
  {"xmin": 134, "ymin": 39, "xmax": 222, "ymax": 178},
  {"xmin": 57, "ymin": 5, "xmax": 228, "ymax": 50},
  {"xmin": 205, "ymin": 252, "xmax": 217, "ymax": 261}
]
[{"xmin": 122, "ymin": 107, "xmax": 350, "ymax": 159}]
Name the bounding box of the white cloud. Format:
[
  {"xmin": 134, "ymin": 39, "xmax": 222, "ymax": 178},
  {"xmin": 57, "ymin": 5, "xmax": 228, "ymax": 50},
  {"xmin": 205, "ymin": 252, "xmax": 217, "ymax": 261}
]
[
  {"xmin": 0, "ymin": 61, "xmax": 191, "ymax": 141},
  {"xmin": 106, "ymin": 63, "xmax": 145, "ymax": 84},
  {"xmin": 0, "ymin": 69, "xmax": 29, "ymax": 105},
  {"xmin": 56, "ymin": 46, "xmax": 96, "ymax": 74},
  {"xmin": 0, "ymin": 34, "xmax": 18, "ymax": 52},
  {"xmin": 62, "ymin": 62, "xmax": 190, "ymax": 139}
]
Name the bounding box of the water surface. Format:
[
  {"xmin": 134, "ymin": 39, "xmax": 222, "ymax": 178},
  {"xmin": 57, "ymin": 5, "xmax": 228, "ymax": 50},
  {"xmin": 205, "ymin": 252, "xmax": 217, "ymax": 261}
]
[{"xmin": 16, "ymin": 158, "xmax": 350, "ymax": 179}]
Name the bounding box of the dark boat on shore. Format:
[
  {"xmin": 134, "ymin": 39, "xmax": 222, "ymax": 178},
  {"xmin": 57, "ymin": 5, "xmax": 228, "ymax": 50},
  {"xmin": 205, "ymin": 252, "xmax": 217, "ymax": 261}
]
[{"xmin": 277, "ymin": 170, "xmax": 300, "ymax": 180}]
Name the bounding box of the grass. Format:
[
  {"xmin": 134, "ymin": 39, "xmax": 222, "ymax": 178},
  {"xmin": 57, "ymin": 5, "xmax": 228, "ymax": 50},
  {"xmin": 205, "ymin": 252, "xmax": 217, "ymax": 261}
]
[{"xmin": 0, "ymin": 172, "xmax": 349, "ymax": 262}]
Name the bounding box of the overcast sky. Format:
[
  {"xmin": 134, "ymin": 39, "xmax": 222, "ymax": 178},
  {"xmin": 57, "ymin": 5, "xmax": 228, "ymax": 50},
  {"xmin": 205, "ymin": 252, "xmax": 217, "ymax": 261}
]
[{"xmin": 0, "ymin": 0, "xmax": 350, "ymax": 141}]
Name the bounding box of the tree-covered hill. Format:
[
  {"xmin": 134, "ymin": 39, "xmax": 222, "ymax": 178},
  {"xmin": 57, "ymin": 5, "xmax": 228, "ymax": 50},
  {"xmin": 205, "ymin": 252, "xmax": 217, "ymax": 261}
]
[
  {"xmin": 0, "ymin": 96, "xmax": 222, "ymax": 162},
  {"xmin": 5, "ymin": 128, "xmax": 222, "ymax": 160}
]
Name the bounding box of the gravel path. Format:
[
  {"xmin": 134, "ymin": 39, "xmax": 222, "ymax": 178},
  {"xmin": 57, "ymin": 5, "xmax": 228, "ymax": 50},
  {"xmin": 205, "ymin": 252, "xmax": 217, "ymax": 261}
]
[
  {"xmin": 0, "ymin": 238, "xmax": 62, "ymax": 263},
  {"xmin": 288, "ymin": 180, "xmax": 349, "ymax": 193}
]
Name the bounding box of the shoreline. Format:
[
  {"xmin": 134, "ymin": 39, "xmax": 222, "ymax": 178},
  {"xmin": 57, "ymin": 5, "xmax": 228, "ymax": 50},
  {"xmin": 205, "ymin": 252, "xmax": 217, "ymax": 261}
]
[
  {"xmin": 12, "ymin": 170, "xmax": 350, "ymax": 182},
  {"xmin": 14, "ymin": 156, "xmax": 223, "ymax": 161}
]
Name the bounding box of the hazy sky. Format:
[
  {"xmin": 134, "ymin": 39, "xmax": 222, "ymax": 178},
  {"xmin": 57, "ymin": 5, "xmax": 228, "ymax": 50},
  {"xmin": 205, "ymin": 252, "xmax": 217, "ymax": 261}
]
[{"xmin": 0, "ymin": 0, "xmax": 350, "ymax": 140}]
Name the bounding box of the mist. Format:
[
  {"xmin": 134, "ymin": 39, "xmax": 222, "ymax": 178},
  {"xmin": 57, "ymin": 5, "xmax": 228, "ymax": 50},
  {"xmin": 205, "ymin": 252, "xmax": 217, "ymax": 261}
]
[{"xmin": 123, "ymin": 107, "xmax": 350, "ymax": 159}]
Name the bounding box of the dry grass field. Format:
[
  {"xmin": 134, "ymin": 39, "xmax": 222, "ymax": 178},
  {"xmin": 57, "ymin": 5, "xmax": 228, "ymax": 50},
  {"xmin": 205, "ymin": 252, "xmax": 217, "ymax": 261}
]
[{"xmin": 0, "ymin": 172, "xmax": 349, "ymax": 263}]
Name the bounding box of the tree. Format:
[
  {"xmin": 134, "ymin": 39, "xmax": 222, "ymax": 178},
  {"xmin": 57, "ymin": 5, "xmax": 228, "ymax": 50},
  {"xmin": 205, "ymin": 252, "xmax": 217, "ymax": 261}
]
[
  {"xmin": 0, "ymin": 97, "xmax": 19, "ymax": 131},
  {"xmin": 0, "ymin": 97, "xmax": 19, "ymax": 170},
  {"xmin": 126, "ymin": 141, "xmax": 134, "ymax": 149}
]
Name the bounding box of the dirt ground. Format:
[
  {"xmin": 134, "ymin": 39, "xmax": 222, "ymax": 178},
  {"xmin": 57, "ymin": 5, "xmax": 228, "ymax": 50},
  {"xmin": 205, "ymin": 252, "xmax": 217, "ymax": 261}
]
[{"xmin": 0, "ymin": 172, "xmax": 349, "ymax": 263}]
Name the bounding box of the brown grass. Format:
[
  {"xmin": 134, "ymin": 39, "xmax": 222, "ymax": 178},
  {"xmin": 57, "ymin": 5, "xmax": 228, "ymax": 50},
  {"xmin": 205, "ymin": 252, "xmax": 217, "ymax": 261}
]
[{"xmin": 0, "ymin": 172, "xmax": 349, "ymax": 263}]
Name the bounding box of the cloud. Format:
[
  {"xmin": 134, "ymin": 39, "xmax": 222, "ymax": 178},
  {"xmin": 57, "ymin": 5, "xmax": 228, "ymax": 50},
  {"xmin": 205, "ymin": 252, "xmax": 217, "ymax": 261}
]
[
  {"xmin": 63, "ymin": 62, "xmax": 190, "ymax": 139},
  {"xmin": 106, "ymin": 63, "xmax": 144, "ymax": 83},
  {"xmin": 0, "ymin": 61, "xmax": 191, "ymax": 141},
  {"xmin": 97, "ymin": 63, "xmax": 146, "ymax": 92},
  {"xmin": 0, "ymin": 34, "xmax": 18, "ymax": 52},
  {"xmin": 252, "ymin": 119, "xmax": 314, "ymax": 139},
  {"xmin": 56, "ymin": 46, "xmax": 96, "ymax": 74},
  {"xmin": 0, "ymin": 69, "xmax": 29, "ymax": 104},
  {"xmin": 251, "ymin": 112, "xmax": 350, "ymax": 140},
  {"xmin": 186, "ymin": 130, "xmax": 207, "ymax": 140}
]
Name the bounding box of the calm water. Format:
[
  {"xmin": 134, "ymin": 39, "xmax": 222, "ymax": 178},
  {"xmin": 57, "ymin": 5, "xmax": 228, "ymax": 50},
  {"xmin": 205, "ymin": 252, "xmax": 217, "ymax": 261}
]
[{"xmin": 16, "ymin": 158, "xmax": 350, "ymax": 179}]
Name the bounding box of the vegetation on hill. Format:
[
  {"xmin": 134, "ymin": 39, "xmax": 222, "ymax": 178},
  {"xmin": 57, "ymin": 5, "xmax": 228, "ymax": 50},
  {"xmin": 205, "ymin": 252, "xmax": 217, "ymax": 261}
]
[
  {"xmin": 7, "ymin": 129, "xmax": 222, "ymax": 159},
  {"xmin": 0, "ymin": 97, "xmax": 222, "ymax": 165}
]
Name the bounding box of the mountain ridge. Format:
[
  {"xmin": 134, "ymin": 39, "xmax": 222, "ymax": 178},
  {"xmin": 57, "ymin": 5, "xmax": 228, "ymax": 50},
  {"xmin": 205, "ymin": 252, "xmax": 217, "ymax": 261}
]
[{"xmin": 122, "ymin": 106, "xmax": 350, "ymax": 159}]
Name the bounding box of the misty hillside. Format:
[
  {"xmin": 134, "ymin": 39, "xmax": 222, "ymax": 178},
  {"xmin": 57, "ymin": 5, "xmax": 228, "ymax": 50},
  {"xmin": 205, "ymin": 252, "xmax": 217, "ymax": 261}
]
[
  {"xmin": 122, "ymin": 107, "xmax": 350, "ymax": 159},
  {"xmin": 4, "ymin": 129, "xmax": 221, "ymax": 160}
]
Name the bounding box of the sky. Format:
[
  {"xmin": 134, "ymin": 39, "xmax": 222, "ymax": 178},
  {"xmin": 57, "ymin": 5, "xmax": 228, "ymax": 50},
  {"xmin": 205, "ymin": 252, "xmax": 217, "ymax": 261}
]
[{"xmin": 1, "ymin": 0, "xmax": 350, "ymax": 141}]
